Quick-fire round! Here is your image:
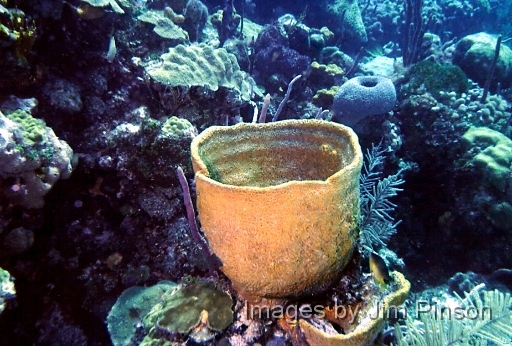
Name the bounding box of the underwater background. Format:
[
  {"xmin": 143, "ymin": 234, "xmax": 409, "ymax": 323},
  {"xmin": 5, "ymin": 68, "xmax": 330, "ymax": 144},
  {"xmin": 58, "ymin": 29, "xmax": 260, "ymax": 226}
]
[{"xmin": 1, "ymin": 0, "xmax": 512, "ymax": 344}]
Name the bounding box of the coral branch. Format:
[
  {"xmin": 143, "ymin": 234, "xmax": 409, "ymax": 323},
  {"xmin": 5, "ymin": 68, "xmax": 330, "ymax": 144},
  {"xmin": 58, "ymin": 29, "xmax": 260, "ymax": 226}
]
[
  {"xmin": 481, "ymin": 34, "xmax": 502, "ymax": 103},
  {"xmin": 259, "ymin": 93, "xmax": 271, "ymax": 123},
  {"xmin": 176, "ymin": 166, "xmax": 217, "ymax": 277},
  {"xmin": 272, "ymin": 75, "xmax": 301, "ymax": 122},
  {"xmin": 403, "ymin": 0, "xmax": 425, "ymax": 66}
]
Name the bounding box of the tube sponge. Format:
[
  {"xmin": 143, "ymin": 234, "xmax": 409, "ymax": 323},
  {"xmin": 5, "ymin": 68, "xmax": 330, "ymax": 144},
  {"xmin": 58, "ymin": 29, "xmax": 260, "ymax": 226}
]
[{"xmin": 332, "ymin": 76, "xmax": 396, "ymax": 126}]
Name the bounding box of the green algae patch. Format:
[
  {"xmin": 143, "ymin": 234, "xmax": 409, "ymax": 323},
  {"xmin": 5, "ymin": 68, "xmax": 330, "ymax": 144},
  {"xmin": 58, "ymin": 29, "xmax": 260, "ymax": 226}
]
[{"xmin": 407, "ymin": 60, "xmax": 470, "ymax": 98}]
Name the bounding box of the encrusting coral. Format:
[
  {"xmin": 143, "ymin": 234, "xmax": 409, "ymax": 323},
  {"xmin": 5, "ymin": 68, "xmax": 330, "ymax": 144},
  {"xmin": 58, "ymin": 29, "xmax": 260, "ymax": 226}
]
[
  {"xmin": 191, "ymin": 119, "xmax": 363, "ymax": 304},
  {"xmin": 107, "ymin": 281, "xmax": 178, "ymax": 346},
  {"xmin": 0, "ymin": 110, "xmax": 75, "ymax": 208}
]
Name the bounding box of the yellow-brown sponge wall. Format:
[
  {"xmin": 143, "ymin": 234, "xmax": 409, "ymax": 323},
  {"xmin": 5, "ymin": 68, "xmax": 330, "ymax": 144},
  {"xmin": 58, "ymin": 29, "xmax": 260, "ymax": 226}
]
[{"xmin": 191, "ymin": 119, "xmax": 363, "ymax": 301}]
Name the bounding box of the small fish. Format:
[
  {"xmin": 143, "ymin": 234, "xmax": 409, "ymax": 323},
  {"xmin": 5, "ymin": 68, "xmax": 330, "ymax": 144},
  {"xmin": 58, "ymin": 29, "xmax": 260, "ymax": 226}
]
[
  {"xmin": 369, "ymin": 253, "xmax": 391, "ymax": 288},
  {"xmin": 77, "ymin": 3, "xmax": 105, "ymax": 20},
  {"xmin": 107, "ymin": 35, "xmax": 116, "ymax": 63},
  {"xmin": 64, "ymin": 2, "xmax": 105, "ymax": 20}
]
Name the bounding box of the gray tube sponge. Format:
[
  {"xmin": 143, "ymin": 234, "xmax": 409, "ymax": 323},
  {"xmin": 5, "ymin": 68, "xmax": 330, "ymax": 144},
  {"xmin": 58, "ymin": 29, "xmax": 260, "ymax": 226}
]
[{"xmin": 332, "ymin": 76, "xmax": 396, "ymax": 126}]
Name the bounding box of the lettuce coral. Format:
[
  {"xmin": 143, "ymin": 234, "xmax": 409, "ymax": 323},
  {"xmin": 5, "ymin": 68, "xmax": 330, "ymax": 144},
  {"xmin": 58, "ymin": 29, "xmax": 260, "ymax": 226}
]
[
  {"xmin": 107, "ymin": 281, "xmax": 178, "ymax": 346},
  {"xmin": 144, "ymin": 43, "xmax": 254, "ymax": 101},
  {"xmin": 141, "ymin": 281, "xmax": 233, "ymax": 344}
]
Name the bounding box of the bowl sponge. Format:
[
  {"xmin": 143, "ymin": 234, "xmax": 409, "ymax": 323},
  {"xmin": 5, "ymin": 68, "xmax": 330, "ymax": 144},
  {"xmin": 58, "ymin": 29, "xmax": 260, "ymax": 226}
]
[{"xmin": 332, "ymin": 76, "xmax": 396, "ymax": 126}]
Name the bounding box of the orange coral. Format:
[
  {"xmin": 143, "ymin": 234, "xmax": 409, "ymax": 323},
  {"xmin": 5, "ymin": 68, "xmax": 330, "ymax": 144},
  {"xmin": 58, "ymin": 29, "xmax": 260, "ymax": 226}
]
[{"xmin": 191, "ymin": 120, "xmax": 362, "ymax": 302}]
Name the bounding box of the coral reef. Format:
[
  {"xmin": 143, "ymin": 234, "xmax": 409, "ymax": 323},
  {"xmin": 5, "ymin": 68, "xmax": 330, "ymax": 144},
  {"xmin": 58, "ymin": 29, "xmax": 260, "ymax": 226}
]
[
  {"xmin": 3, "ymin": 0, "xmax": 512, "ymax": 344},
  {"xmin": 438, "ymin": 0, "xmax": 492, "ymax": 37},
  {"xmin": 390, "ymin": 66, "xmax": 512, "ymax": 287}
]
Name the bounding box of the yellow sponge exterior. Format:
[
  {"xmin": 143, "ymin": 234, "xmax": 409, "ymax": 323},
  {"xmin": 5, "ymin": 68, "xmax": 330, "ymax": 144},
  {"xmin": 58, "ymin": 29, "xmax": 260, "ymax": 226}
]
[{"xmin": 191, "ymin": 120, "xmax": 362, "ymax": 302}]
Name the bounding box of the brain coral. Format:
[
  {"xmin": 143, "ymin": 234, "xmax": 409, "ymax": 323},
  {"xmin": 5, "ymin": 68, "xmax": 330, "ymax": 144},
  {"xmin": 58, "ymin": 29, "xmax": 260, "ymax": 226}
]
[
  {"xmin": 453, "ymin": 32, "xmax": 512, "ymax": 89},
  {"xmin": 160, "ymin": 116, "xmax": 196, "ymax": 138},
  {"xmin": 332, "ymin": 76, "xmax": 396, "ymax": 126},
  {"xmin": 144, "ymin": 43, "xmax": 253, "ymax": 101},
  {"xmin": 462, "ymin": 126, "xmax": 512, "ymax": 192}
]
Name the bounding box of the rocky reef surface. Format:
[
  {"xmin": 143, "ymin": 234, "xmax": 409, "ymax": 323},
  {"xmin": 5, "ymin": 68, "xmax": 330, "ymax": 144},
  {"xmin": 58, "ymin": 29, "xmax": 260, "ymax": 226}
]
[{"xmin": 1, "ymin": 0, "xmax": 512, "ymax": 345}]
